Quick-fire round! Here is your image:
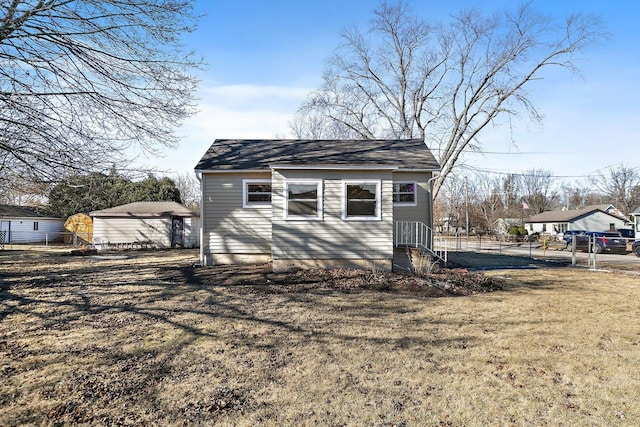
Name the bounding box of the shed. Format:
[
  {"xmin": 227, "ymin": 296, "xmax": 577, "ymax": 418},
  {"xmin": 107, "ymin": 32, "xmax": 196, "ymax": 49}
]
[
  {"xmin": 64, "ymin": 213, "xmax": 93, "ymax": 244},
  {"xmin": 90, "ymin": 201, "xmax": 200, "ymax": 249},
  {"xmin": 0, "ymin": 205, "xmax": 65, "ymax": 244},
  {"xmin": 195, "ymin": 139, "xmax": 440, "ymax": 272}
]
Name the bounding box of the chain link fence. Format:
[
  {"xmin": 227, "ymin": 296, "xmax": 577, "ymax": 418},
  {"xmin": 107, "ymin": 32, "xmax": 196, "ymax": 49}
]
[
  {"xmin": 0, "ymin": 230, "xmax": 88, "ymax": 249},
  {"xmin": 437, "ymin": 232, "xmax": 638, "ymax": 269}
]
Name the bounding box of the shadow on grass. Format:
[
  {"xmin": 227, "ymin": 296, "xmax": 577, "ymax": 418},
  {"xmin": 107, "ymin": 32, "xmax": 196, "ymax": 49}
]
[{"xmin": 0, "ymin": 249, "xmax": 576, "ymax": 425}]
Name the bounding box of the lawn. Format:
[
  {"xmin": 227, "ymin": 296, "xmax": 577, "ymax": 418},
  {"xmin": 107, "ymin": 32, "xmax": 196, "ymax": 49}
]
[{"xmin": 1, "ymin": 249, "xmax": 639, "ymax": 426}]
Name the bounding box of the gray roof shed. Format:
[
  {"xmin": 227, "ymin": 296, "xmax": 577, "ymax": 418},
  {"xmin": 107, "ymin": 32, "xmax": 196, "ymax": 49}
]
[{"xmin": 90, "ymin": 201, "xmax": 196, "ymax": 218}]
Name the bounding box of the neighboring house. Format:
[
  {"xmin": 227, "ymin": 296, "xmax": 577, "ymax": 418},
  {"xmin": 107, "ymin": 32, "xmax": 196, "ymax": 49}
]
[
  {"xmin": 491, "ymin": 218, "xmax": 521, "ymax": 236},
  {"xmin": 582, "ymin": 204, "xmax": 630, "ymax": 222},
  {"xmin": 525, "ymin": 206, "xmax": 629, "ymax": 238},
  {"xmin": 0, "ymin": 205, "xmax": 65, "ymax": 243},
  {"xmin": 90, "ymin": 201, "xmax": 200, "ymax": 249},
  {"xmin": 195, "ymin": 139, "xmax": 440, "ymax": 272}
]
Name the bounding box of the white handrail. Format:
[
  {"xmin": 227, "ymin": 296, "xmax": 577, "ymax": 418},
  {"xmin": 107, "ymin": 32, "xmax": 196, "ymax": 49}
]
[{"xmin": 394, "ymin": 221, "xmax": 447, "ymax": 264}]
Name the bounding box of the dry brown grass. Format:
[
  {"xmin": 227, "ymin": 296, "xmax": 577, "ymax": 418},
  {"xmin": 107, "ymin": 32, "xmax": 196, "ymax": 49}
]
[{"xmin": 1, "ymin": 249, "xmax": 639, "ymax": 426}]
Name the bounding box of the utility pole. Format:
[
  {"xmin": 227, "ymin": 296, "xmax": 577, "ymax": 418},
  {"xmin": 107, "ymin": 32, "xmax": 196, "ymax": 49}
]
[{"xmin": 465, "ymin": 176, "xmax": 469, "ymax": 241}]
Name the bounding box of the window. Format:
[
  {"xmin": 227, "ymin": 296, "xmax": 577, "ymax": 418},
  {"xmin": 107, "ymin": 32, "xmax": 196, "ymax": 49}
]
[
  {"xmin": 343, "ymin": 180, "xmax": 381, "ymax": 220},
  {"xmin": 609, "ymin": 223, "xmax": 615, "ymax": 231},
  {"xmin": 284, "ymin": 180, "xmax": 323, "ymax": 220},
  {"xmin": 33, "ymin": 221, "xmax": 39, "ymax": 231},
  {"xmin": 243, "ymin": 179, "xmax": 271, "ymax": 208},
  {"xmin": 393, "ymin": 181, "xmax": 416, "ymax": 206}
]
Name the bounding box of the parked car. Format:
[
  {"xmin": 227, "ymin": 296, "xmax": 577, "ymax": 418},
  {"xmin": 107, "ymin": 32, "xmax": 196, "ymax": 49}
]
[
  {"xmin": 617, "ymin": 228, "xmax": 635, "ymax": 239},
  {"xmin": 563, "ymin": 230, "xmax": 586, "ymax": 243},
  {"xmin": 567, "ymin": 231, "xmax": 627, "ymax": 254},
  {"xmin": 633, "ymin": 240, "xmax": 640, "ymax": 257}
]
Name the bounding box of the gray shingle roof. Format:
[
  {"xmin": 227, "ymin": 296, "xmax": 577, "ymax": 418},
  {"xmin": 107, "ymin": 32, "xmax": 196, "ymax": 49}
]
[
  {"xmin": 0, "ymin": 205, "xmax": 62, "ymax": 218},
  {"xmin": 90, "ymin": 201, "xmax": 195, "ymax": 217},
  {"xmin": 526, "ymin": 206, "xmax": 624, "ymax": 223},
  {"xmin": 195, "ymin": 139, "xmax": 440, "ymax": 171}
]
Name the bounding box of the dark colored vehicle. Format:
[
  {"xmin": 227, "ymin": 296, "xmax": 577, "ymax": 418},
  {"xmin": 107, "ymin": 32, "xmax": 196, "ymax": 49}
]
[
  {"xmin": 567, "ymin": 231, "xmax": 627, "ymax": 254},
  {"xmin": 633, "ymin": 240, "xmax": 640, "ymax": 257},
  {"xmin": 617, "ymin": 228, "xmax": 635, "ymax": 239},
  {"xmin": 563, "ymin": 230, "xmax": 586, "ymax": 243}
]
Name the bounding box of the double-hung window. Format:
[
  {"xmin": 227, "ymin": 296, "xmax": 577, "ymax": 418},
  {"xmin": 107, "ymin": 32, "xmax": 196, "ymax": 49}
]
[
  {"xmin": 243, "ymin": 179, "xmax": 271, "ymax": 208},
  {"xmin": 284, "ymin": 180, "xmax": 323, "ymax": 220},
  {"xmin": 393, "ymin": 181, "xmax": 416, "ymax": 206},
  {"xmin": 342, "ymin": 180, "xmax": 381, "ymax": 220}
]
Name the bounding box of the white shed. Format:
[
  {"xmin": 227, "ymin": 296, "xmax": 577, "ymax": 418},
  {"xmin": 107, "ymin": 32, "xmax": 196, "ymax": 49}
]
[
  {"xmin": 90, "ymin": 201, "xmax": 200, "ymax": 249},
  {"xmin": 0, "ymin": 205, "xmax": 65, "ymax": 244}
]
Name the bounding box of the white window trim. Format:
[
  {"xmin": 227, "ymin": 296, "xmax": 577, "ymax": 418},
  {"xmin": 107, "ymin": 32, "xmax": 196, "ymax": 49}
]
[
  {"xmin": 284, "ymin": 179, "xmax": 323, "ymax": 221},
  {"xmin": 242, "ymin": 179, "xmax": 272, "ymax": 208},
  {"xmin": 342, "ymin": 179, "xmax": 382, "ymax": 221},
  {"xmin": 393, "ymin": 181, "xmax": 417, "ymax": 207}
]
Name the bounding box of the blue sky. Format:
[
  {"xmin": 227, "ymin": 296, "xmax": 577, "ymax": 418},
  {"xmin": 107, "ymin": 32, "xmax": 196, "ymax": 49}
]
[{"xmin": 144, "ymin": 0, "xmax": 640, "ymax": 184}]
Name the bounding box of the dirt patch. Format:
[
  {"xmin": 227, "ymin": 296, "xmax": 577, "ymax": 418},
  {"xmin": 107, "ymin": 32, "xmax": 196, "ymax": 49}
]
[{"xmin": 181, "ymin": 264, "xmax": 505, "ymax": 297}]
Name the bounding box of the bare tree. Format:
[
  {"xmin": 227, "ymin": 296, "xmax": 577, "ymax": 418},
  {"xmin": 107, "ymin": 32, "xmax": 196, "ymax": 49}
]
[
  {"xmin": 0, "ymin": 170, "xmax": 48, "ymax": 205},
  {"xmin": 292, "ymin": 1, "xmax": 604, "ymax": 199},
  {"xmin": 521, "ymin": 169, "xmax": 558, "ymax": 214},
  {"xmin": 558, "ymin": 180, "xmax": 604, "ymax": 209},
  {"xmin": 173, "ymin": 171, "xmax": 201, "ymax": 210},
  {"xmin": 591, "ymin": 165, "xmax": 640, "ymax": 215},
  {"xmin": 1, "ymin": 1, "xmax": 201, "ymax": 185},
  {"xmin": 477, "ymin": 175, "xmax": 506, "ymax": 232}
]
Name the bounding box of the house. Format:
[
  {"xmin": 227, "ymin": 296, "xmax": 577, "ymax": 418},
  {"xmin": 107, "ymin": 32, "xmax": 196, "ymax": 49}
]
[
  {"xmin": 194, "ymin": 139, "xmax": 440, "ymax": 272},
  {"xmin": 525, "ymin": 205, "xmax": 630, "ymax": 238},
  {"xmin": 90, "ymin": 201, "xmax": 200, "ymax": 249},
  {"xmin": 491, "ymin": 218, "xmax": 521, "ymax": 236},
  {"xmin": 0, "ymin": 205, "xmax": 65, "ymax": 244}
]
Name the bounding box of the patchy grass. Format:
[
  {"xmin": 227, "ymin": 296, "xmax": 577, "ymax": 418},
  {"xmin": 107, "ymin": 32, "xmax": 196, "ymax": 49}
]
[{"xmin": 1, "ymin": 249, "xmax": 639, "ymax": 426}]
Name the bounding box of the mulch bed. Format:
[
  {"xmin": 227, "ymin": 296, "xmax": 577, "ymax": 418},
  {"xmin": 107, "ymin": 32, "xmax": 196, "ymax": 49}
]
[{"xmin": 184, "ymin": 264, "xmax": 505, "ymax": 298}]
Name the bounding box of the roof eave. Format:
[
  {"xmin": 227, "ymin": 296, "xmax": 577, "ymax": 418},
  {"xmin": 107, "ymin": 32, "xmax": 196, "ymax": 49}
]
[{"xmin": 195, "ymin": 166, "xmax": 439, "ymax": 173}]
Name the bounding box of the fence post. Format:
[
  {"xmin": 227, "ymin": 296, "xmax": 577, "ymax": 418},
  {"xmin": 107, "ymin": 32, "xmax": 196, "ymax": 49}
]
[{"xmin": 591, "ymin": 235, "xmax": 597, "ymax": 270}]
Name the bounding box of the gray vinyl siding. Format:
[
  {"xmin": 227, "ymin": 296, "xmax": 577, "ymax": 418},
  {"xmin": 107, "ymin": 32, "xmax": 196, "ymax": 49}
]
[
  {"xmin": 272, "ymin": 170, "xmax": 393, "ymax": 260},
  {"xmin": 93, "ymin": 217, "xmax": 172, "ymax": 247},
  {"xmin": 202, "ymin": 172, "xmax": 272, "ymax": 255},
  {"xmin": 392, "ymin": 171, "xmax": 433, "ymax": 226}
]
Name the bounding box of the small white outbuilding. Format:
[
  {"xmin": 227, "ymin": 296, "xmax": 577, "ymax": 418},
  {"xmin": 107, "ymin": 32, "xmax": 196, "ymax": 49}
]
[
  {"xmin": 0, "ymin": 205, "xmax": 65, "ymax": 244},
  {"xmin": 90, "ymin": 201, "xmax": 200, "ymax": 249}
]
